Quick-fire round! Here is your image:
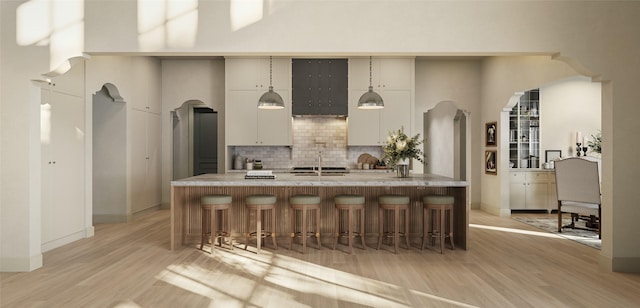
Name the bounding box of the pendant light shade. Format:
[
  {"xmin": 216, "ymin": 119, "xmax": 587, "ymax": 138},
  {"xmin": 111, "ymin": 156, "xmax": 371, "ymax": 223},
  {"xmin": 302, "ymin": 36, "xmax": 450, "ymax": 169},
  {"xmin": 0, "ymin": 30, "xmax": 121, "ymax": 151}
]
[
  {"xmin": 357, "ymin": 56, "xmax": 384, "ymax": 109},
  {"xmin": 258, "ymin": 56, "xmax": 285, "ymax": 109}
]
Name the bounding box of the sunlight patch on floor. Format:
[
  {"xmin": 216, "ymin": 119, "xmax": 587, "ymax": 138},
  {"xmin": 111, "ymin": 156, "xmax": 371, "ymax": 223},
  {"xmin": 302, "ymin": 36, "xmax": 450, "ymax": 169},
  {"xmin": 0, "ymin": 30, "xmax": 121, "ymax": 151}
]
[
  {"xmin": 470, "ymin": 223, "xmax": 563, "ymax": 238},
  {"xmin": 155, "ymin": 249, "xmax": 477, "ymax": 307}
]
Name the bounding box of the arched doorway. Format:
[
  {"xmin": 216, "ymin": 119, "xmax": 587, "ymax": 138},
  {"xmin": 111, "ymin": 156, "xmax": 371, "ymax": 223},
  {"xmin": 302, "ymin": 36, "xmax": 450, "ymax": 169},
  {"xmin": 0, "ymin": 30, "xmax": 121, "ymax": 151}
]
[
  {"xmin": 172, "ymin": 100, "xmax": 218, "ymax": 180},
  {"xmin": 92, "ymin": 83, "xmax": 127, "ymax": 223},
  {"xmin": 424, "ymin": 101, "xmax": 470, "ymax": 181}
]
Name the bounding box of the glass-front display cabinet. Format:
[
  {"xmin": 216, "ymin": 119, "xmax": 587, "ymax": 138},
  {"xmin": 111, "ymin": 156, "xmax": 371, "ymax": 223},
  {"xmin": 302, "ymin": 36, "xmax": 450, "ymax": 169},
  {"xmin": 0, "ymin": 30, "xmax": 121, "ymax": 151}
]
[{"xmin": 509, "ymin": 89, "xmax": 540, "ymax": 168}]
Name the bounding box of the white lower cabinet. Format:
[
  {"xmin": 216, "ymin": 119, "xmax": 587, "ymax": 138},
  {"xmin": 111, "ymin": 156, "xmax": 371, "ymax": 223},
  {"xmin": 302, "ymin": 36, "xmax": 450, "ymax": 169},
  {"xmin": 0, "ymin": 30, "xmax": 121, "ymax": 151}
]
[{"xmin": 509, "ymin": 171, "xmax": 552, "ymax": 211}]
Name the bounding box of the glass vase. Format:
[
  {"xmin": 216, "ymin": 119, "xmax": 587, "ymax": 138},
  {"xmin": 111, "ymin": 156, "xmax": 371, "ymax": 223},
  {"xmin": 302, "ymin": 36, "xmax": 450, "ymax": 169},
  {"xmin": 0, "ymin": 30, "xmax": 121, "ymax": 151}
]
[{"xmin": 397, "ymin": 158, "xmax": 410, "ymax": 178}]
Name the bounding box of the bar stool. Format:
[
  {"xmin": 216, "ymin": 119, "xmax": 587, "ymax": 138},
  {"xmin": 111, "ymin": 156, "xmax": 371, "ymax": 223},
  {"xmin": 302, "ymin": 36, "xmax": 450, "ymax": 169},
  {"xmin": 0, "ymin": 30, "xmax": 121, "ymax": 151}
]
[
  {"xmin": 422, "ymin": 195, "xmax": 455, "ymax": 253},
  {"xmin": 245, "ymin": 194, "xmax": 278, "ymax": 253},
  {"xmin": 200, "ymin": 194, "xmax": 233, "ymax": 253},
  {"xmin": 377, "ymin": 194, "xmax": 410, "ymax": 254},
  {"xmin": 289, "ymin": 194, "xmax": 321, "ymax": 253},
  {"xmin": 333, "ymin": 194, "xmax": 367, "ymax": 253}
]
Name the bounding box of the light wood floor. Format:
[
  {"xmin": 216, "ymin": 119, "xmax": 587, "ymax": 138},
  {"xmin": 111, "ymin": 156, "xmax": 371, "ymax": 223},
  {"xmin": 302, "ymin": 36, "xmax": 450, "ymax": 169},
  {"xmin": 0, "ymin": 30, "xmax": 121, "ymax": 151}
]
[{"xmin": 2, "ymin": 209, "xmax": 640, "ymax": 307}]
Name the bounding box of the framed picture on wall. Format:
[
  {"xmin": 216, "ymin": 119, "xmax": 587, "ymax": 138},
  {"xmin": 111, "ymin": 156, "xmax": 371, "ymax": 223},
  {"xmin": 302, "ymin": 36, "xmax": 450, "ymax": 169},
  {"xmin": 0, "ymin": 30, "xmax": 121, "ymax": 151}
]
[
  {"xmin": 485, "ymin": 150, "xmax": 497, "ymax": 175},
  {"xmin": 486, "ymin": 122, "xmax": 497, "ymax": 146},
  {"xmin": 545, "ymin": 150, "xmax": 562, "ymax": 162}
]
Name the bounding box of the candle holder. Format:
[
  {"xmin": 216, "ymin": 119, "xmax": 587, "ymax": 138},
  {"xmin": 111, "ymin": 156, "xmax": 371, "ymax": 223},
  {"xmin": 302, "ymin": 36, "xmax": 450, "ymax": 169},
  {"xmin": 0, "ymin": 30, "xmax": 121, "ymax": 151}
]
[
  {"xmin": 582, "ymin": 146, "xmax": 588, "ymax": 156},
  {"xmin": 576, "ymin": 142, "xmax": 582, "ymax": 156}
]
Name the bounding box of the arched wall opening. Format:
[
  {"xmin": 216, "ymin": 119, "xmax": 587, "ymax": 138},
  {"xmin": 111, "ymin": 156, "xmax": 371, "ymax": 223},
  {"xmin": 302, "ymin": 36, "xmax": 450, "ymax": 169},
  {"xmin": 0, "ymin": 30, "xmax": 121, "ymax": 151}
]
[
  {"xmin": 172, "ymin": 100, "xmax": 217, "ymax": 180},
  {"xmin": 92, "ymin": 83, "xmax": 127, "ymax": 223},
  {"xmin": 424, "ymin": 101, "xmax": 470, "ymax": 181}
]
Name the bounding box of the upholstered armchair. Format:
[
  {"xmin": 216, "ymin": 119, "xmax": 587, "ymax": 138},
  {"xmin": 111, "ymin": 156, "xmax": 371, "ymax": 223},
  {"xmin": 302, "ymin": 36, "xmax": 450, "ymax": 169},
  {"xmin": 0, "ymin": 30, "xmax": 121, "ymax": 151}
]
[{"xmin": 554, "ymin": 157, "xmax": 601, "ymax": 239}]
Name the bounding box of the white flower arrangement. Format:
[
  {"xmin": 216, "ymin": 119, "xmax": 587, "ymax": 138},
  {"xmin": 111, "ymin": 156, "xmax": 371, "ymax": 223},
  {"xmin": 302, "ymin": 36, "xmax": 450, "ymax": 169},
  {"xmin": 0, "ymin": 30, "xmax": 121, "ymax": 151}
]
[{"xmin": 382, "ymin": 127, "xmax": 425, "ymax": 170}]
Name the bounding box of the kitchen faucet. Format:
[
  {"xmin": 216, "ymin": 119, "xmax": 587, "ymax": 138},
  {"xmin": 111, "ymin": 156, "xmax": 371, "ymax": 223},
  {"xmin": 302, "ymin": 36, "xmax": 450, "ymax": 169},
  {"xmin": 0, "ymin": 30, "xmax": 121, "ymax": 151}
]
[
  {"xmin": 317, "ymin": 150, "xmax": 323, "ymax": 176},
  {"xmin": 315, "ymin": 141, "xmax": 326, "ymax": 177}
]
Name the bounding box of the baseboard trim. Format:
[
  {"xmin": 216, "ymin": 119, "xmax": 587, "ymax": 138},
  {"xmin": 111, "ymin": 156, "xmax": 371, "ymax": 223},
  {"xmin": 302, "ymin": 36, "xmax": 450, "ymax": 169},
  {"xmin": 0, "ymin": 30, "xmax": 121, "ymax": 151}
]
[
  {"xmin": 600, "ymin": 254, "xmax": 640, "ymax": 273},
  {"xmin": 481, "ymin": 203, "xmax": 512, "ymax": 217},
  {"xmin": 133, "ymin": 204, "xmax": 162, "ymax": 220},
  {"xmin": 0, "ymin": 254, "xmax": 43, "ymax": 272},
  {"xmin": 41, "ymin": 230, "xmax": 85, "ymax": 252},
  {"xmin": 93, "ymin": 214, "xmax": 128, "ymax": 224}
]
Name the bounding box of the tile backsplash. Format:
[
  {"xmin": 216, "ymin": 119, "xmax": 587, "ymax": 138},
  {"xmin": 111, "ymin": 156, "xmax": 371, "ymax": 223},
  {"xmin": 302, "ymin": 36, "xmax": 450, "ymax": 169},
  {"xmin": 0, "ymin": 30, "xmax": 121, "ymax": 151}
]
[{"xmin": 230, "ymin": 117, "xmax": 383, "ymax": 170}]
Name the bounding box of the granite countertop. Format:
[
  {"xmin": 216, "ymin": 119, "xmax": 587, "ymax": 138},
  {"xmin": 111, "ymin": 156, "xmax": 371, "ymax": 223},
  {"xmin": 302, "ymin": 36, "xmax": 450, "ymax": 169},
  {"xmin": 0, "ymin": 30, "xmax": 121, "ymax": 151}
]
[{"xmin": 171, "ymin": 172, "xmax": 468, "ymax": 187}]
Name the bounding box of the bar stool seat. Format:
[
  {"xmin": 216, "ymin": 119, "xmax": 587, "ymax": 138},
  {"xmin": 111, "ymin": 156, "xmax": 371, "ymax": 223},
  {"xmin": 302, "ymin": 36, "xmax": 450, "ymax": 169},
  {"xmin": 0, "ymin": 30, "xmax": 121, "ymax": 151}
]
[
  {"xmin": 422, "ymin": 195, "xmax": 455, "ymax": 253},
  {"xmin": 333, "ymin": 194, "xmax": 366, "ymax": 253},
  {"xmin": 377, "ymin": 194, "xmax": 410, "ymax": 254},
  {"xmin": 200, "ymin": 194, "xmax": 233, "ymax": 253},
  {"xmin": 245, "ymin": 194, "xmax": 278, "ymax": 253},
  {"xmin": 289, "ymin": 194, "xmax": 321, "ymax": 253}
]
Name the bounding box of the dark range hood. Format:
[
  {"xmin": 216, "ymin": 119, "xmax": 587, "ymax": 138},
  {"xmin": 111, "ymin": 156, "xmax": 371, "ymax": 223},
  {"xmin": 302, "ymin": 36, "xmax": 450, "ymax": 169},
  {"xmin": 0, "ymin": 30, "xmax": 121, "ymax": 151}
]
[{"xmin": 292, "ymin": 59, "xmax": 348, "ymax": 116}]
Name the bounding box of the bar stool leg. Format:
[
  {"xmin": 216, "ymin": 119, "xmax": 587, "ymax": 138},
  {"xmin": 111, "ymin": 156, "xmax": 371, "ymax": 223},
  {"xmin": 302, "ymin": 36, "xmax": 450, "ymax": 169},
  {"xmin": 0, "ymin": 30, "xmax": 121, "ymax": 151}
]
[
  {"xmin": 316, "ymin": 206, "xmax": 321, "ymax": 249},
  {"xmin": 244, "ymin": 207, "xmax": 250, "ymax": 250},
  {"xmin": 448, "ymin": 208, "xmax": 455, "ymax": 250},
  {"xmin": 302, "ymin": 207, "xmax": 308, "ymax": 254},
  {"xmin": 347, "ymin": 207, "xmax": 353, "ymax": 254},
  {"xmin": 271, "ymin": 208, "xmax": 278, "ymax": 249},
  {"xmin": 404, "ymin": 206, "xmax": 410, "ymax": 249},
  {"xmin": 211, "ymin": 205, "xmax": 218, "ymax": 249},
  {"xmin": 430, "ymin": 208, "xmax": 436, "ymax": 247},
  {"xmin": 227, "ymin": 207, "xmax": 234, "ymax": 250},
  {"xmin": 421, "ymin": 206, "xmax": 427, "ymax": 250},
  {"xmin": 439, "ymin": 207, "xmax": 445, "ymax": 254},
  {"xmin": 377, "ymin": 207, "xmax": 383, "ymax": 250},
  {"xmin": 200, "ymin": 208, "xmax": 208, "ymax": 250},
  {"xmin": 256, "ymin": 206, "xmax": 262, "ymax": 253},
  {"xmin": 333, "ymin": 207, "xmax": 339, "ymax": 250},
  {"xmin": 394, "ymin": 207, "xmax": 400, "ymax": 254},
  {"xmin": 289, "ymin": 207, "xmax": 295, "ymax": 250},
  {"xmin": 359, "ymin": 207, "xmax": 366, "ymax": 250}
]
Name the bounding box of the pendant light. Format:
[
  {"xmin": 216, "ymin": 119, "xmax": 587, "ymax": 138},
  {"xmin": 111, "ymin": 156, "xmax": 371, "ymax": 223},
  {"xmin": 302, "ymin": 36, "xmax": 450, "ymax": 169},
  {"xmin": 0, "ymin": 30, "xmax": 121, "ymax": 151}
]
[
  {"xmin": 357, "ymin": 56, "xmax": 384, "ymax": 109},
  {"xmin": 258, "ymin": 56, "xmax": 285, "ymax": 109}
]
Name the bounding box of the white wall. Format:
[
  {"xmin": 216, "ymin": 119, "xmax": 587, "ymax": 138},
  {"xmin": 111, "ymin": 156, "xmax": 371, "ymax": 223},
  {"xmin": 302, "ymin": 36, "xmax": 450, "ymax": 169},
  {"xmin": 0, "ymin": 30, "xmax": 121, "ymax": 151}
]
[{"xmin": 540, "ymin": 76, "xmax": 601, "ymax": 159}]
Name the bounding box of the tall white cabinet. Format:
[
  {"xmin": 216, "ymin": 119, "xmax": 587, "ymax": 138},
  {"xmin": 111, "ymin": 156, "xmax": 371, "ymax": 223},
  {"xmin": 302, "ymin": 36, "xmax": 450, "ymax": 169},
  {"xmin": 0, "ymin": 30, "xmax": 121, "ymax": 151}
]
[
  {"xmin": 40, "ymin": 63, "xmax": 86, "ymax": 251},
  {"xmin": 131, "ymin": 106, "xmax": 161, "ymax": 213},
  {"xmin": 225, "ymin": 57, "xmax": 292, "ymax": 146},
  {"xmin": 347, "ymin": 58, "xmax": 414, "ymax": 145}
]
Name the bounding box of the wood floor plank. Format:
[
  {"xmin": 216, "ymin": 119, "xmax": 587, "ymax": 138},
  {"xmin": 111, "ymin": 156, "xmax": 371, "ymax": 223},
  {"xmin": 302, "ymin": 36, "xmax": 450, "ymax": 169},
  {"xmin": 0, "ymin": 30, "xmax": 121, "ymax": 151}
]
[{"xmin": 2, "ymin": 209, "xmax": 640, "ymax": 307}]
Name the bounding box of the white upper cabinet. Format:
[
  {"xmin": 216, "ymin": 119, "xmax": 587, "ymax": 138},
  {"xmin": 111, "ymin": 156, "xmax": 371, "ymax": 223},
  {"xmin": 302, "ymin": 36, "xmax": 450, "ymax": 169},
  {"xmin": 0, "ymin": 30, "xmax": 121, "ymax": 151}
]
[
  {"xmin": 349, "ymin": 58, "xmax": 413, "ymax": 90},
  {"xmin": 225, "ymin": 57, "xmax": 292, "ymax": 146},
  {"xmin": 348, "ymin": 57, "xmax": 414, "ymax": 145},
  {"xmin": 226, "ymin": 57, "xmax": 290, "ymax": 91}
]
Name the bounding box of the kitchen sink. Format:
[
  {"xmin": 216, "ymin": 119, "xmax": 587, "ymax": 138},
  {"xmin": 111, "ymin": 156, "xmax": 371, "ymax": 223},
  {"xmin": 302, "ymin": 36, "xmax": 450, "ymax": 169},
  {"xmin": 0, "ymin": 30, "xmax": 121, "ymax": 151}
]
[
  {"xmin": 294, "ymin": 173, "xmax": 345, "ymax": 176},
  {"xmin": 291, "ymin": 166, "xmax": 349, "ymax": 176}
]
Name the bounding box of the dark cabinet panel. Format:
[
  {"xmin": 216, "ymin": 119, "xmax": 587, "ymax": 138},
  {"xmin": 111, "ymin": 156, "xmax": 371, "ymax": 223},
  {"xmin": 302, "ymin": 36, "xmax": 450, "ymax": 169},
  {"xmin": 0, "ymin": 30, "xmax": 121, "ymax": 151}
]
[{"xmin": 292, "ymin": 59, "xmax": 348, "ymax": 116}]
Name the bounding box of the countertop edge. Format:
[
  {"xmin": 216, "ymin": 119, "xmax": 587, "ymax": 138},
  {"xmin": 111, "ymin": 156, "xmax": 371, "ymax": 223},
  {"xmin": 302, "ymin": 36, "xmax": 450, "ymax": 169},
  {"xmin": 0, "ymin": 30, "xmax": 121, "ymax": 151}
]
[{"xmin": 171, "ymin": 173, "xmax": 468, "ymax": 187}]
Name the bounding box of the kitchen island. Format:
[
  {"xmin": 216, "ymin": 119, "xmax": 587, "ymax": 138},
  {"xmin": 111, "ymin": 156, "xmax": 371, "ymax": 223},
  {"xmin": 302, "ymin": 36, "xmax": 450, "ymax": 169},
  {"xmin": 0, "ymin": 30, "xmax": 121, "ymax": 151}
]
[{"xmin": 170, "ymin": 172, "xmax": 469, "ymax": 250}]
